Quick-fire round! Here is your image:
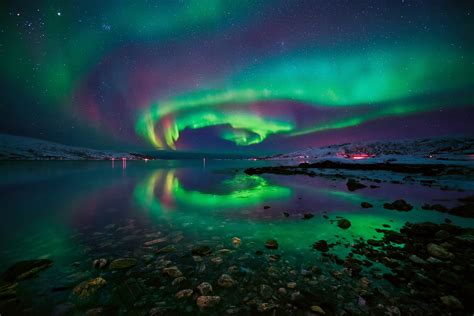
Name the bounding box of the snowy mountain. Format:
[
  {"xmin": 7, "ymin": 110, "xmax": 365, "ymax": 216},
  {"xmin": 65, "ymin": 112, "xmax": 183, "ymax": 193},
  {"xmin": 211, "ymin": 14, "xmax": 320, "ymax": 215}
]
[
  {"xmin": 264, "ymin": 137, "xmax": 474, "ymax": 164},
  {"xmin": 0, "ymin": 134, "xmax": 145, "ymax": 160}
]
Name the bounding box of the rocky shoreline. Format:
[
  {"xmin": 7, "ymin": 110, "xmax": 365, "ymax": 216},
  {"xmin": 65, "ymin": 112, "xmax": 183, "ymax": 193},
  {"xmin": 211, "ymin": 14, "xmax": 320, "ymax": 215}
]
[{"xmin": 1, "ymin": 218, "xmax": 473, "ymax": 315}]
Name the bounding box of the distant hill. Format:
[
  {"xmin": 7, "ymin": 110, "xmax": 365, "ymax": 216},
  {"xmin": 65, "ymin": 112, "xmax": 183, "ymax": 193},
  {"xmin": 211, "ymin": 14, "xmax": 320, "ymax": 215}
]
[
  {"xmin": 262, "ymin": 137, "xmax": 474, "ymax": 164},
  {"xmin": 0, "ymin": 134, "xmax": 252, "ymax": 160},
  {"xmin": 0, "ymin": 134, "xmax": 144, "ymax": 160}
]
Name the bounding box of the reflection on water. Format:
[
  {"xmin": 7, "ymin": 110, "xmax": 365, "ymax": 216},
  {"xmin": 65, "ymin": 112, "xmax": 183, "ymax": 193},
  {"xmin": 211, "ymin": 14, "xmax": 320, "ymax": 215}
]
[
  {"xmin": 134, "ymin": 170, "xmax": 292, "ymax": 213},
  {"xmin": 0, "ymin": 160, "xmax": 473, "ymax": 314}
]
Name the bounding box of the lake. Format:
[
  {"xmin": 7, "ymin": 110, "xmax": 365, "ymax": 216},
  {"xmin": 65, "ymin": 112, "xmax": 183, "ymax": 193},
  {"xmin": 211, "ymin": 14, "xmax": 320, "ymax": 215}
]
[{"xmin": 1, "ymin": 160, "xmax": 473, "ymax": 314}]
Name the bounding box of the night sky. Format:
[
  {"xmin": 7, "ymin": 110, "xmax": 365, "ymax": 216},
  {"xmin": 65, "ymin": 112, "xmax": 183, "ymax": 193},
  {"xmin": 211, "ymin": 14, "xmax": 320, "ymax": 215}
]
[{"xmin": 0, "ymin": 1, "xmax": 473, "ymax": 154}]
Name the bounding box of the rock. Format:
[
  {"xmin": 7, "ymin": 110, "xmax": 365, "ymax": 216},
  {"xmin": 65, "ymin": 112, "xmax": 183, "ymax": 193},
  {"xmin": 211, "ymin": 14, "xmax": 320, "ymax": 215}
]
[
  {"xmin": 384, "ymin": 199, "xmax": 413, "ymax": 211},
  {"xmin": 143, "ymin": 237, "xmax": 167, "ymax": 246},
  {"xmin": 313, "ymin": 240, "xmax": 329, "ymax": 252},
  {"xmin": 176, "ymin": 289, "xmax": 193, "ymax": 299},
  {"xmin": 211, "ymin": 257, "xmax": 223, "ymax": 265},
  {"xmin": 197, "ymin": 282, "xmax": 213, "ymax": 295},
  {"xmin": 2, "ymin": 259, "xmax": 53, "ymax": 282},
  {"xmin": 409, "ymin": 255, "xmax": 427, "ymax": 264},
  {"xmin": 0, "ymin": 282, "xmax": 18, "ymax": 299},
  {"xmin": 427, "ymin": 243, "xmax": 454, "ymax": 260},
  {"xmin": 440, "ymin": 295, "xmax": 463, "ymax": 310},
  {"xmin": 156, "ymin": 245, "xmax": 176, "ymax": 255},
  {"xmin": 172, "ymin": 277, "xmax": 187, "ymax": 287},
  {"xmin": 287, "ymin": 282, "xmax": 297, "ymax": 289},
  {"xmin": 361, "ymin": 202, "xmax": 373, "ymax": 208},
  {"xmin": 263, "ymin": 205, "xmax": 271, "ymax": 209},
  {"xmin": 191, "ymin": 245, "xmax": 212, "ymax": 256},
  {"xmin": 435, "ymin": 230, "xmax": 450, "ymax": 240},
  {"xmin": 92, "ymin": 258, "xmax": 107, "ymax": 269},
  {"xmin": 346, "ymin": 179, "xmax": 367, "ymax": 191},
  {"xmin": 257, "ymin": 303, "xmax": 276, "ymax": 312},
  {"xmin": 303, "ymin": 213, "xmax": 314, "ymax": 220},
  {"xmin": 337, "ymin": 218, "xmax": 351, "ymax": 229},
  {"xmin": 277, "ymin": 287, "xmax": 287, "ymax": 295},
  {"xmin": 71, "ymin": 277, "xmax": 107, "ymax": 306},
  {"xmin": 265, "ymin": 239, "xmax": 278, "ymax": 249},
  {"xmin": 367, "ymin": 239, "xmax": 383, "ymax": 246},
  {"xmin": 311, "ymin": 305, "xmax": 326, "ymax": 314},
  {"xmin": 260, "ymin": 284, "xmax": 273, "ymax": 299},
  {"xmin": 163, "ymin": 266, "xmax": 183, "ymax": 278},
  {"xmin": 217, "ymin": 274, "xmax": 236, "ymax": 287},
  {"xmin": 283, "ymin": 212, "xmax": 290, "ymax": 217},
  {"xmin": 196, "ymin": 296, "xmax": 221, "ymax": 309},
  {"xmin": 109, "ymin": 258, "xmax": 137, "ymax": 270},
  {"xmin": 231, "ymin": 237, "xmax": 241, "ymax": 248}
]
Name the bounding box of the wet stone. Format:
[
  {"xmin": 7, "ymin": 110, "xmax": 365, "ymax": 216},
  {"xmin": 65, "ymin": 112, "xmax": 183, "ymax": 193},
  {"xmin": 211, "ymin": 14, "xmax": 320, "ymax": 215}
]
[
  {"xmin": 260, "ymin": 284, "xmax": 273, "ymax": 299},
  {"xmin": 176, "ymin": 289, "xmax": 193, "ymax": 299},
  {"xmin": 313, "ymin": 240, "xmax": 329, "ymax": 252},
  {"xmin": 337, "ymin": 218, "xmax": 351, "ymax": 229},
  {"xmin": 361, "ymin": 202, "xmax": 373, "ymax": 208},
  {"xmin": 265, "ymin": 239, "xmax": 279, "ymax": 249},
  {"xmin": 109, "ymin": 258, "xmax": 137, "ymax": 270},
  {"xmin": 163, "ymin": 266, "xmax": 183, "ymax": 278},
  {"xmin": 383, "ymin": 199, "xmax": 413, "ymax": 211},
  {"xmin": 303, "ymin": 213, "xmax": 314, "ymax": 219},
  {"xmin": 427, "ymin": 243, "xmax": 454, "ymax": 260},
  {"xmin": 311, "ymin": 305, "xmax": 326, "ymax": 314},
  {"xmin": 218, "ymin": 274, "xmax": 236, "ymax": 287},
  {"xmin": 156, "ymin": 245, "xmax": 176, "ymax": 255},
  {"xmin": 196, "ymin": 295, "xmax": 221, "ymax": 309},
  {"xmin": 92, "ymin": 258, "xmax": 107, "ymax": 269},
  {"xmin": 71, "ymin": 277, "xmax": 107, "ymax": 306},
  {"xmin": 171, "ymin": 277, "xmax": 187, "ymax": 287},
  {"xmin": 197, "ymin": 282, "xmax": 213, "ymax": 295},
  {"xmin": 191, "ymin": 245, "xmax": 212, "ymax": 256},
  {"xmin": 2, "ymin": 259, "xmax": 53, "ymax": 282},
  {"xmin": 346, "ymin": 179, "xmax": 367, "ymax": 191}
]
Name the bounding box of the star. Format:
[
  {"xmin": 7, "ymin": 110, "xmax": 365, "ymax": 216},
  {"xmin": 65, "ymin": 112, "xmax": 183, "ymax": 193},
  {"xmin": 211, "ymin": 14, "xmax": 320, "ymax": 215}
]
[{"xmin": 57, "ymin": 12, "xmax": 61, "ymax": 16}]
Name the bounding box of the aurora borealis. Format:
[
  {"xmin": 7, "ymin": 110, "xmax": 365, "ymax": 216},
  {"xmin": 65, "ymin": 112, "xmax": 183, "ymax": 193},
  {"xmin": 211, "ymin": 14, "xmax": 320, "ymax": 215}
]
[{"xmin": 1, "ymin": 1, "xmax": 473, "ymax": 153}]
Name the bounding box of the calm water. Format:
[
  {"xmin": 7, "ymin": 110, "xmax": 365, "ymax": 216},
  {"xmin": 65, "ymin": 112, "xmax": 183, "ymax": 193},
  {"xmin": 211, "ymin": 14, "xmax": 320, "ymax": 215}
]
[{"xmin": 1, "ymin": 160, "xmax": 473, "ymax": 313}]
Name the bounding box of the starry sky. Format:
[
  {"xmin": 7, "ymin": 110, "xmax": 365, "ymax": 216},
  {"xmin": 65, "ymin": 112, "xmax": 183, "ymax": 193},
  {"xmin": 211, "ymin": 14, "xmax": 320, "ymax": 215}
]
[{"xmin": 0, "ymin": 1, "xmax": 473, "ymax": 154}]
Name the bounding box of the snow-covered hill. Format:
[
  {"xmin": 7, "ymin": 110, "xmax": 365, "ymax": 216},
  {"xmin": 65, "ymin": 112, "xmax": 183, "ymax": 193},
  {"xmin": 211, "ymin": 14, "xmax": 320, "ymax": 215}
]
[
  {"xmin": 264, "ymin": 137, "xmax": 474, "ymax": 164},
  {"xmin": 0, "ymin": 134, "xmax": 143, "ymax": 160}
]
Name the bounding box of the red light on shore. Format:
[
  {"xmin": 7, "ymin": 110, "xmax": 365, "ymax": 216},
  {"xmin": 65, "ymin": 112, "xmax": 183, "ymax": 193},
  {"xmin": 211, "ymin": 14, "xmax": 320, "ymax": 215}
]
[{"xmin": 339, "ymin": 153, "xmax": 375, "ymax": 160}]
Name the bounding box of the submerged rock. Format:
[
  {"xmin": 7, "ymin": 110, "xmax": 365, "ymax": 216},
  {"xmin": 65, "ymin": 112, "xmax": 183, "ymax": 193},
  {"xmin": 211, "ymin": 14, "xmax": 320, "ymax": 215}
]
[
  {"xmin": 175, "ymin": 289, "xmax": 193, "ymax": 299},
  {"xmin": 383, "ymin": 199, "xmax": 413, "ymax": 211},
  {"xmin": 197, "ymin": 282, "xmax": 213, "ymax": 295},
  {"xmin": 191, "ymin": 245, "xmax": 212, "ymax": 256},
  {"xmin": 231, "ymin": 237, "xmax": 241, "ymax": 248},
  {"xmin": 217, "ymin": 274, "xmax": 236, "ymax": 287},
  {"xmin": 337, "ymin": 218, "xmax": 351, "ymax": 229},
  {"xmin": 71, "ymin": 277, "xmax": 106, "ymax": 306},
  {"xmin": 313, "ymin": 240, "xmax": 329, "ymax": 252},
  {"xmin": 109, "ymin": 258, "xmax": 137, "ymax": 270},
  {"xmin": 303, "ymin": 213, "xmax": 314, "ymax": 220},
  {"xmin": 346, "ymin": 179, "xmax": 367, "ymax": 191},
  {"xmin": 1, "ymin": 259, "xmax": 53, "ymax": 282},
  {"xmin": 92, "ymin": 258, "xmax": 107, "ymax": 269},
  {"xmin": 196, "ymin": 295, "xmax": 221, "ymax": 309},
  {"xmin": 260, "ymin": 284, "xmax": 273, "ymax": 299},
  {"xmin": 156, "ymin": 245, "xmax": 176, "ymax": 255},
  {"xmin": 257, "ymin": 302, "xmax": 277, "ymax": 312},
  {"xmin": 427, "ymin": 243, "xmax": 454, "ymax": 260},
  {"xmin": 163, "ymin": 266, "xmax": 183, "ymax": 278},
  {"xmin": 361, "ymin": 202, "xmax": 373, "ymax": 208},
  {"xmin": 265, "ymin": 239, "xmax": 279, "ymax": 249},
  {"xmin": 311, "ymin": 305, "xmax": 326, "ymax": 314},
  {"xmin": 440, "ymin": 295, "xmax": 464, "ymax": 310}
]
